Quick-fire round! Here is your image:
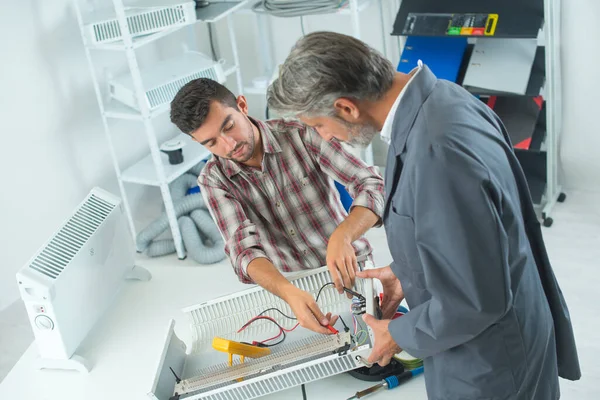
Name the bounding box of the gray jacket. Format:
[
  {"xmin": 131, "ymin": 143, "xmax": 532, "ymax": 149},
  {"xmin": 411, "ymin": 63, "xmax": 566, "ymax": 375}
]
[{"xmin": 384, "ymin": 65, "xmax": 581, "ymax": 400}]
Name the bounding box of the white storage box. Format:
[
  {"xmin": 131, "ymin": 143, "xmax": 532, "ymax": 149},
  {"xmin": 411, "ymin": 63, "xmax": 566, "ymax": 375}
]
[{"xmin": 148, "ymin": 266, "xmax": 376, "ymax": 400}]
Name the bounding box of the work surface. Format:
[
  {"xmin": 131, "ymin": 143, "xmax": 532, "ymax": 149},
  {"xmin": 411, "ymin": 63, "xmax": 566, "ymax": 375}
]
[{"xmin": 0, "ymin": 263, "xmax": 426, "ymax": 400}]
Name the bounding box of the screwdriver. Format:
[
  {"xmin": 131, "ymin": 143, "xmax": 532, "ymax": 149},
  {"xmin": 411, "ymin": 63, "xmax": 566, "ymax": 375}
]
[{"xmin": 346, "ymin": 367, "xmax": 424, "ymax": 399}]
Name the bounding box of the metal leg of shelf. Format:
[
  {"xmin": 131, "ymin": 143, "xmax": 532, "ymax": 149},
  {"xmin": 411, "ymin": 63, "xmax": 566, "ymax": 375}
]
[
  {"xmin": 542, "ymin": 0, "xmax": 562, "ymax": 220},
  {"xmin": 543, "ymin": 185, "xmax": 563, "ymax": 219},
  {"xmin": 226, "ymin": 14, "xmax": 244, "ymax": 96},
  {"xmin": 377, "ymin": 0, "xmax": 387, "ymax": 59},
  {"xmin": 72, "ymin": 0, "xmax": 137, "ymax": 246},
  {"xmin": 112, "ymin": 0, "xmax": 186, "ymax": 259},
  {"xmin": 394, "ymin": 0, "xmax": 405, "ymax": 65},
  {"xmin": 158, "ymin": 181, "xmax": 186, "ymax": 259}
]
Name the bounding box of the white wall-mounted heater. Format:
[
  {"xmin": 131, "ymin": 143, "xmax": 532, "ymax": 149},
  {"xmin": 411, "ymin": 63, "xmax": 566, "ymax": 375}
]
[
  {"xmin": 83, "ymin": 1, "xmax": 197, "ymax": 45},
  {"xmin": 109, "ymin": 52, "xmax": 226, "ymax": 112},
  {"xmin": 16, "ymin": 187, "xmax": 151, "ymax": 373},
  {"xmin": 148, "ymin": 265, "xmax": 377, "ymax": 400}
]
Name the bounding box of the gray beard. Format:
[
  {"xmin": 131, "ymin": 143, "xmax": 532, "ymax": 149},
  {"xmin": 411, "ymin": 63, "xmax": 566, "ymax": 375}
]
[{"xmin": 344, "ymin": 122, "xmax": 379, "ymax": 148}]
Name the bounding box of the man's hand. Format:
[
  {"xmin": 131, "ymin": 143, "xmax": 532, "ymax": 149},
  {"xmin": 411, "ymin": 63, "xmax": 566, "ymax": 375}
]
[
  {"xmin": 326, "ymin": 230, "xmax": 357, "ymax": 296},
  {"xmin": 356, "ymin": 265, "xmax": 404, "ymax": 319},
  {"xmin": 283, "ymin": 287, "xmax": 339, "ymax": 334},
  {"xmin": 362, "ymin": 314, "xmax": 402, "ymax": 367}
]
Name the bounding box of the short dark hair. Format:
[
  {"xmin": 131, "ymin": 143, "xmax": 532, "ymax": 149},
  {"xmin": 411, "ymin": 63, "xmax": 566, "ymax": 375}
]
[{"xmin": 170, "ymin": 78, "xmax": 238, "ymax": 135}]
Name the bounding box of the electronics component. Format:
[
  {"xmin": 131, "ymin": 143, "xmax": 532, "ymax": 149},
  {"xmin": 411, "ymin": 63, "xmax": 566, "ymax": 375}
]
[
  {"xmin": 351, "ymin": 296, "xmax": 367, "ymax": 315},
  {"xmin": 402, "ymin": 12, "xmax": 498, "ymax": 36},
  {"xmin": 211, "ymin": 337, "xmax": 271, "ymax": 366},
  {"xmin": 148, "ymin": 265, "xmax": 377, "ymax": 400},
  {"xmin": 346, "ymin": 366, "xmax": 425, "ymax": 399},
  {"xmin": 177, "ymin": 333, "xmax": 354, "ymax": 396},
  {"xmin": 16, "ymin": 188, "xmax": 150, "ymax": 373},
  {"xmin": 109, "ymin": 52, "xmax": 225, "ymax": 112},
  {"xmin": 83, "ymin": 1, "xmax": 196, "ymax": 45}
]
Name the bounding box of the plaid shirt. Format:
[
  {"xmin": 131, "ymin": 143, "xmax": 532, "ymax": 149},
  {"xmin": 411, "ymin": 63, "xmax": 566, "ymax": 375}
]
[{"xmin": 198, "ymin": 118, "xmax": 385, "ymax": 284}]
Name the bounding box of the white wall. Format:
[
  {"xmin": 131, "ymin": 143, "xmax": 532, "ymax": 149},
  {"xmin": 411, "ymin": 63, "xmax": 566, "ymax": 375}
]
[
  {"xmin": 561, "ymin": 0, "xmax": 600, "ymax": 192},
  {"xmin": 0, "ymin": 0, "xmax": 203, "ymax": 311}
]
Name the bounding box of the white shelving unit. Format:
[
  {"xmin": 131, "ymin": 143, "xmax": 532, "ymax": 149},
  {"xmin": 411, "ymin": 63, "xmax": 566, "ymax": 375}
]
[
  {"xmin": 72, "ymin": 0, "xmax": 248, "ymax": 260},
  {"xmin": 242, "ymin": 0, "xmax": 389, "ymax": 166}
]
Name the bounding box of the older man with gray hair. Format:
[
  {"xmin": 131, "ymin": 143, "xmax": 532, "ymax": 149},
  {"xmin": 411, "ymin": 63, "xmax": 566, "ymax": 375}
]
[{"xmin": 268, "ymin": 31, "xmax": 580, "ymax": 400}]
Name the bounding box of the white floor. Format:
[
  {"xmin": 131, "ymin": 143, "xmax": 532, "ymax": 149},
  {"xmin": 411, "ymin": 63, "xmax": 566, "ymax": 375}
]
[{"xmin": 1, "ymin": 190, "xmax": 599, "ymax": 399}]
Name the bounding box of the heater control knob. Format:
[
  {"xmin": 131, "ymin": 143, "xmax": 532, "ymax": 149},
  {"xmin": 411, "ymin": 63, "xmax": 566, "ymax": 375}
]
[{"xmin": 35, "ymin": 315, "xmax": 54, "ymax": 330}]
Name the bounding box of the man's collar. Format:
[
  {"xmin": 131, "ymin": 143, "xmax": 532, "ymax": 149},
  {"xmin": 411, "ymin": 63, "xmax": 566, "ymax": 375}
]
[
  {"xmin": 220, "ymin": 116, "xmax": 282, "ymax": 178},
  {"xmin": 390, "ymin": 64, "xmax": 438, "ymax": 156}
]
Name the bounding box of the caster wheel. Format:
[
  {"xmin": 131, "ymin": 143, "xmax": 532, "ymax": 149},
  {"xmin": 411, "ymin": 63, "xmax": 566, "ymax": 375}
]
[
  {"xmin": 558, "ymin": 192, "xmax": 567, "ymax": 203},
  {"xmin": 178, "ymin": 256, "xmax": 187, "ymax": 260},
  {"xmin": 543, "ymin": 217, "xmax": 554, "ymax": 227}
]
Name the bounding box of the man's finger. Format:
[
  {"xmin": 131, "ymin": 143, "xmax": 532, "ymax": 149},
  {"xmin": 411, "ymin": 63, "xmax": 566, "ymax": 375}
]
[
  {"xmin": 362, "ymin": 313, "xmax": 376, "ymax": 328},
  {"xmin": 381, "ymin": 300, "xmax": 397, "ymax": 320},
  {"xmin": 346, "ymin": 255, "xmax": 356, "ymax": 284},
  {"xmin": 340, "ymin": 257, "xmax": 353, "ymax": 291},
  {"xmin": 379, "ymin": 355, "xmax": 392, "ymax": 367},
  {"xmin": 367, "ymin": 347, "xmax": 381, "ymax": 364},
  {"xmin": 337, "ymin": 258, "xmax": 350, "ymax": 292},
  {"xmin": 329, "ymin": 314, "xmax": 339, "ymax": 327},
  {"xmin": 308, "ymin": 300, "xmax": 329, "ymax": 326},
  {"xmin": 344, "ymin": 258, "xmax": 356, "ymax": 298},
  {"xmin": 356, "ymin": 267, "xmax": 384, "ymax": 280},
  {"xmin": 328, "ymin": 262, "xmax": 344, "ymax": 294},
  {"xmin": 299, "ymin": 307, "xmax": 331, "ymax": 334}
]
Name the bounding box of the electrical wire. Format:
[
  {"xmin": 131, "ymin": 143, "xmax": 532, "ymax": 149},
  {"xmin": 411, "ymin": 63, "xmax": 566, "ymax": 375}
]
[
  {"xmin": 338, "ymin": 315, "xmax": 349, "ymax": 332},
  {"xmin": 238, "ymin": 315, "xmax": 299, "ymax": 333},
  {"xmin": 252, "ymin": 0, "xmax": 347, "ymax": 18},
  {"xmin": 261, "ymin": 329, "xmax": 286, "ymax": 347},
  {"xmin": 315, "ymin": 282, "xmax": 336, "ymax": 303},
  {"xmin": 258, "ymin": 308, "xmax": 296, "ymax": 320},
  {"xmin": 300, "ymin": 16, "xmax": 306, "ymax": 36},
  {"xmin": 356, "ymin": 330, "xmax": 368, "ymax": 345},
  {"xmin": 240, "ymin": 282, "xmax": 348, "ymax": 347},
  {"xmin": 237, "ymin": 315, "xmax": 297, "ymax": 347}
]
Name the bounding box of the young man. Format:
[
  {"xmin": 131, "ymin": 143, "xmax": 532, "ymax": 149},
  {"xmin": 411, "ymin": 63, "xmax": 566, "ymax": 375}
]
[
  {"xmin": 170, "ymin": 78, "xmax": 384, "ymax": 334},
  {"xmin": 268, "ymin": 32, "xmax": 581, "ymax": 399}
]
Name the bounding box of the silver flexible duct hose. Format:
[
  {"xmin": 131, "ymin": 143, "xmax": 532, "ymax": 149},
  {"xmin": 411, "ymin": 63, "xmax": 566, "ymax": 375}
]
[
  {"xmin": 180, "ymin": 209, "xmax": 225, "ymax": 264},
  {"xmin": 252, "ymin": 0, "xmax": 345, "ymax": 17},
  {"xmin": 136, "ymin": 165, "xmax": 226, "ymax": 264}
]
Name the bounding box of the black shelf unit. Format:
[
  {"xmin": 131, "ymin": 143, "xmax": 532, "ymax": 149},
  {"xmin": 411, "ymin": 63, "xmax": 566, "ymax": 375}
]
[
  {"xmin": 393, "ymin": 0, "xmax": 544, "ymax": 39},
  {"xmin": 391, "ymin": 0, "xmax": 564, "ymax": 227}
]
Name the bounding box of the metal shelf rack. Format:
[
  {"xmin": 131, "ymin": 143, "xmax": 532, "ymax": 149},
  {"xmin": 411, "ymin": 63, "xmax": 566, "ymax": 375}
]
[
  {"xmin": 392, "ymin": 0, "xmax": 565, "ymax": 226},
  {"xmin": 72, "ymin": 0, "xmax": 248, "ymax": 259}
]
